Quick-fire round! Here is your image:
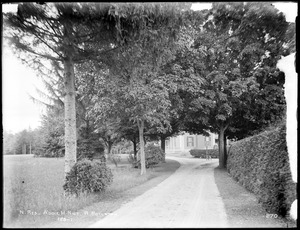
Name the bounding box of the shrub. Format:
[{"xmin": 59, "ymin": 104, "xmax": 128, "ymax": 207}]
[
  {"xmin": 127, "ymin": 151, "xmax": 136, "ymax": 165},
  {"xmin": 107, "ymin": 154, "xmax": 121, "ymax": 167},
  {"xmin": 145, "ymin": 143, "xmax": 165, "ymax": 166},
  {"xmin": 38, "ymin": 134, "xmax": 64, "ymax": 158},
  {"xmin": 63, "ymin": 159, "xmax": 113, "ymax": 196},
  {"xmin": 77, "ymin": 139, "xmax": 105, "ymax": 162},
  {"xmin": 227, "ymin": 122, "xmax": 297, "ymax": 217},
  {"xmin": 43, "ymin": 148, "xmax": 65, "ymax": 158},
  {"xmin": 190, "ymin": 149, "xmax": 219, "ymax": 158},
  {"xmin": 128, "ymin": 144, "xmax": 165, "ymax": 168}
]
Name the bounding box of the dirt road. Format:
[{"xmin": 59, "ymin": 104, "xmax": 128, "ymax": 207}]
[{"xmin": 89, "ymin": 156, "xmax": 228, "ymax": 228}]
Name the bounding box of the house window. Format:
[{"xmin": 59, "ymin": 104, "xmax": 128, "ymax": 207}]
[
  {"xmin": 187, "ymin": 136, "xmax": 194, "ymax": 147},
  {"xmin": 205, "ymin": 136, "xmax": 211, "ymax": 142}
]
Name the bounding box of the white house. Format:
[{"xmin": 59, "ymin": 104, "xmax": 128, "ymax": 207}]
[{"xmin": 165, "ymin": 132, "xmax": 218, "ymax": 154}]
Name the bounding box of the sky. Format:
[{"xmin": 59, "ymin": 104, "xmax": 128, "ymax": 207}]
[
  {"xmin": 191, "ymin": 2, "xmax": 297, "ymax": 22},
  {"xmin": 1, "ymin": 2, "xmax": 298, "ymax": 134},
  {"xmin": 2, "ymin": 48, "xmax": 45, "ymax": 134}
]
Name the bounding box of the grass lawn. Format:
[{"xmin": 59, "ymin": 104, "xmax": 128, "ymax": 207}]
[{"xmin": 3, "ymin": 154, "xmax": 180, "ymax": 228}]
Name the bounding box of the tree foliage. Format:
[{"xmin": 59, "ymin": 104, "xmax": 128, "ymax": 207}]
[
  {"xmin": 4, "ymin": 2, "xmax": 121, "ymax": 177},
  {"xmin": 4, "ymin": 2, "xmax": 295, "ymax": 173},
  {"xmin": 177, "ymin": 2, "xmax": 293, "ymax": 168},
  {"xmin": 90, "ymin": 3, "xmax": 191, "ymax": 175},
  {"xmin": 38, "ymin": 108, "xmax": 65, "ymax": 157}
]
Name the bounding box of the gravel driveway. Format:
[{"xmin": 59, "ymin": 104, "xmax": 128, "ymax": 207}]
[{"xmin": 89, "ymin": 156, "xmax": 228, "ymax": 228}]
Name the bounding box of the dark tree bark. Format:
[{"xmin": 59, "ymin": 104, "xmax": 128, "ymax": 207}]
[
  {"xmin": 224, "ymin": 132, "xmax": 227, "ymax": 167},
  {"xmin": 107, "ymin": 141, "xmax": 113, "ymax": 155},
  {"xmin": 160, "ymin": 136, "xmax": 166, "ymax": 163},
  {"xmin": 218, "ymin": 126, "xmax": 226, "ymax": 168},
  {"xmin": 132, "ymin": 137, "xmax": 138, "ymax": 160},
  {"xmin": 160, "ymin": 136, "xmax": 166, "ymax": 153}
]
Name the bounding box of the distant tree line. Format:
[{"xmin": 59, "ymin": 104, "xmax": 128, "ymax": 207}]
[{"xmin": 3, "ymin": 128, "xmax": 42, "ymax": 155}]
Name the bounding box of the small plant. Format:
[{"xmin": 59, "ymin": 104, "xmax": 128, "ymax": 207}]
[
  {"xmin": 107, "ymin": 154, "xmax": 121, "ymax": 167},
  {"xmin": 63, "ymin": 159, "xmax": 113, "ymax": 196}
]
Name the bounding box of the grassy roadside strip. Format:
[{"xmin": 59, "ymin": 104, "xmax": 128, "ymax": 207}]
[
  {"xmin": 38, "ymin": 159, "xmax": 181, "ymax": 228},
  {"xmin": 214, "ymin": 167, "xmax": 297, "ymax": 228}
]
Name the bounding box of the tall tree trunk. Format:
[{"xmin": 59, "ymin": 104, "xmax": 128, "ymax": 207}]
[
  {"xmin": 224, "ymin": 133, "xmax": 227, "ymax": 167},
  {"xmin": 137, "ymin": 119, "xmax": 146, "ymax": 175},
  {"xmin": 22, "ymin": 144, "xmax": 26, "ymax": 155},
  {"xmin": 160, "ymin": 136, "xmax": 166, "ymax": 152},
  {"xmin": 218, "ymin": 126, "xmax": 226, "ymax": 168},
  {"xmin": 107, "ymin": 141, "xmax": 113, "ymax": 155},
  {"xmin": 160, "ymin": 136, "xmax": 166, "ymax": 163},
  {"xmin": 64, "ymin": 57, "xmax": 77, "ymax": 178},
  {"xmin": 132, "ymin": 138, "xmax": 137, "ymax": 160}
]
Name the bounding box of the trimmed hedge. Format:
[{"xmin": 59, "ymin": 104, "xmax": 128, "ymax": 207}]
[
  {"xmin": 190, "ymin": 149, "xmax": 219, "ymax": 158},
  {"xmin": 227, "ymin": 123, "xmax": 297, "ymax": 217}
]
